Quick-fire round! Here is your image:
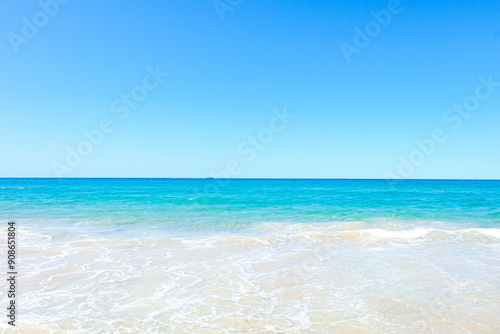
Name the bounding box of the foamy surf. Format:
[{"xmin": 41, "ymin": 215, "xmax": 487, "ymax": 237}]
[
  {"xmin": 2, "ymin": 221, "xmax": 499, "ymax": 333},
  {"xmin": 360, "ymin": 228, "xmax": 433, "ymax": 239}
]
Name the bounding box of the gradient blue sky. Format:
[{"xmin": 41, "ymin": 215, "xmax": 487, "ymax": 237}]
[{"xmin": 1, "ymin": 0, "xmax": 499, "ymax": 178}]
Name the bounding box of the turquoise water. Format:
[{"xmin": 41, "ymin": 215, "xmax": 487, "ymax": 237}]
[
  {"xmin": 2, "ymin": 178, "xmax": 500, "ymax": 228},
  {"xmin": 1, "ymin": 179, "xmax": 500, "ymax": 333}
]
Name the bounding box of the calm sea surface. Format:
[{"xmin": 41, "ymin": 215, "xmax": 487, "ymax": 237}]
[{"xmin": 1, "ymin": 179, "xmax": 499, "ymax": 333}]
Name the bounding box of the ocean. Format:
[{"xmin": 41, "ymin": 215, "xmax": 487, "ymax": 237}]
[{"xmin": 1, "ymin": 178, "xmax": 499, "ymax": 333}]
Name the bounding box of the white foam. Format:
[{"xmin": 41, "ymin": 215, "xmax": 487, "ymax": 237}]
[
  {"xmin": 362, "ymin": 228, "xmax": 433, "ymax": 239},
  {"xmin": 467, "ymin": 228, "xmax": 500, "ymax": 239},
  {"xmin": 10, "ymin": 221, "xmax": 500, "ymax": 333}
]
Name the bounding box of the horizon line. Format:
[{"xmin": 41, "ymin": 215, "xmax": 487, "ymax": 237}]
[{"xmin": 1, "ymin": 177, "xmax": 500, "ymax": 181}]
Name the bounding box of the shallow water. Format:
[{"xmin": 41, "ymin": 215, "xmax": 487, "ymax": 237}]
[{"xmin": 1, "ymin": 179, "xmax": 499, "ymax": 333}]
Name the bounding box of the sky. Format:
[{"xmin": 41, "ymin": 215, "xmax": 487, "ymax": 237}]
[{"xmin": 1, "ymin": 0, "xmax": 499, "ymax": 178}]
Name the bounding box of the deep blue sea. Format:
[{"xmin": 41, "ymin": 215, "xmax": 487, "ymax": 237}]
[{"xmin": 1, "ymin": 178, "xmax": 499, "ymax": 332}]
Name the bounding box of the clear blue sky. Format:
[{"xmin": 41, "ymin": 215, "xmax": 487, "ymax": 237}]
[{"xmin": 1, "ymin": 0, "xmax": 499, "ymax": 178}]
